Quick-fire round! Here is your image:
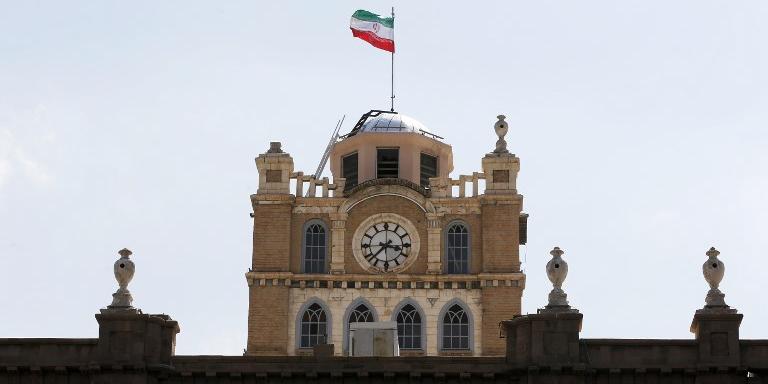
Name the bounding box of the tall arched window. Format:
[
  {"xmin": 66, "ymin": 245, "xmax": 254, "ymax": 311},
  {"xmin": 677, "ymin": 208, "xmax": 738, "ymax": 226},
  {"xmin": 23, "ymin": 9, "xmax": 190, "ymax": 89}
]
[
  {"xmin": 299, "ymin": 303, "xmax": 328, "ymax": 348},
  {"xmin": 445, "ymin": 222, "xmax": 469, "ymax": 274},
  {"xmin": 441, "ymin": 304, "xmax": 470, "ymax": 350},
  {"xmin": 396, "ymin": 304, "xmax": 423, "ymax": 350},
  {"xmin": 303, "ymin": 220, "xmax": 327, "ymax": 273}
]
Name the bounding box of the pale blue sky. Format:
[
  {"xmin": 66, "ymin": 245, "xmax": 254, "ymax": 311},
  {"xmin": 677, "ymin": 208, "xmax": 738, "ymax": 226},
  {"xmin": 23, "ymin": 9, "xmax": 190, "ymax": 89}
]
[{"xmin": 1, "ymin": 1, "xmax": 766, "ymax": 354}]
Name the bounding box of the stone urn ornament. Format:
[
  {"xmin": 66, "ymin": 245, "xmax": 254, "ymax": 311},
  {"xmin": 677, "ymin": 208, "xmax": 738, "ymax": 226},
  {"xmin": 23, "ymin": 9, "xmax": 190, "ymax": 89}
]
[
  {"xmin": 107, "ymin": 248, "xmax": 136, "ymax": 310},
  {"xmin": 493, "ymin": 115, "xmax": 510, "ymax": 154},
  {"xmin": 545, "ymin": 247, "xmax": 569, "ymax": 308},
  {"xmin": 702, "ymin": 247, "xmax": 730, "ymax": 309}
]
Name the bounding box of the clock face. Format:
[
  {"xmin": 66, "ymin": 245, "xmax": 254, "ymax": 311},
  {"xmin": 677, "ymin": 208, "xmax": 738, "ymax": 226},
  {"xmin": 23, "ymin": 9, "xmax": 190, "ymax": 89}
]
[
  {"xmin": 352, "ymin": 213, "xmax": 420, "ymax": 273},
  {"xmin": 360, "ymin": 221, "xmax": 412, "ymax": 271}
]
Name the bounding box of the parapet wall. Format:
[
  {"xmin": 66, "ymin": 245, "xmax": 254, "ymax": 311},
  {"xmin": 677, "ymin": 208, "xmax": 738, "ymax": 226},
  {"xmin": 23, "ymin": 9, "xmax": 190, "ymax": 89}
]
[
  {"xmin": 0, "ymin": 339, "xmax": 97, "ymax": 366},
  {"xmin": 1, "ymin": 310, "xmax": 767, "ymax": 383}
]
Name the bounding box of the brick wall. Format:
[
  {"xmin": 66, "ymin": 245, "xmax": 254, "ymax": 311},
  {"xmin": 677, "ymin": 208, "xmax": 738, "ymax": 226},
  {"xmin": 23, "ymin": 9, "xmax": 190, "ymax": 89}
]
[
  {"xmin": 253, "ymin": 203, "xmax": 292, "ymax": 271},
  {"xmin": 480, "ymin": 201, "xmax": 521, "ymax": 272},
  {"xmin": 247, "ymin": 286, "xmax": 290, "ymax": 355},
  {"xmin": 481, "ymin": 286, "xmax": 522, "ymax": 355}
]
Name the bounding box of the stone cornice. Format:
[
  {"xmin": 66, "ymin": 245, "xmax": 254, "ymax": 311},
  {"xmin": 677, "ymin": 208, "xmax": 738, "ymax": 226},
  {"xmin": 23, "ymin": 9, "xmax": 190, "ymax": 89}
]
[
  {"xmin": 245, "ymin": 271, "xmax": 526, "ymax": 289},
  {"xmin": 478, "ymin": 194, "xmax": 523, "ymax": 205},
  {"xmin": 250, "ymin": 194, "xmax": 296, "ymax": 204}
]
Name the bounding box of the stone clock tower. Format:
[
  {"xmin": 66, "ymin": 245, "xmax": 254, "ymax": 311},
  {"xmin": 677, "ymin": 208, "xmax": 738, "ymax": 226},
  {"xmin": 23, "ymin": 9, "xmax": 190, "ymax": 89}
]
[{"xmin": 246, "ymin": 111, "xmax": 527, "ymax": 356}]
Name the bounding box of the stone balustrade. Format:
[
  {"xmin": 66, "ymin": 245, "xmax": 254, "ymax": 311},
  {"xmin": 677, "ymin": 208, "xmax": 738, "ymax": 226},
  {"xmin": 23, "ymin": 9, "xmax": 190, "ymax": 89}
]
[
  {"xmin": 285, "ymin": 171, "xmax": 490, "ymax": 199},
  {"xmin": 428, "ymin": 173, "xmax": 486, "ymax": 198},
  {"xmin": 290, "ymin": 172, "xmax": 346, "ymax": 197}
]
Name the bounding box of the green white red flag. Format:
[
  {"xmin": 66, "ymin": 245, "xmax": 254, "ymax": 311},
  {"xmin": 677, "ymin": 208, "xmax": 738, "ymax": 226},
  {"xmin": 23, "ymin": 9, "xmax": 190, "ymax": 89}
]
[{"xmin": 350, "ymin": 10, "xmax": 395, "ymax": 53}]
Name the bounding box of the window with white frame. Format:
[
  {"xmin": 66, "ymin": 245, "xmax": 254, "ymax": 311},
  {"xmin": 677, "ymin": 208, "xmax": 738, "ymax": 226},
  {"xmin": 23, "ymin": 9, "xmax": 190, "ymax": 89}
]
[
  {"xmin": 445, "ymin": 222, "xmax": 469, "ymax": 274},
  {"xmin": 396, "ymin": 303, "xmax": 423, "ymax": 350},
  {"xmin": 299, "ymin": 303, "xmax": 328, "ymax": 348},
  {"xmin": 303, "ymin": 221, "xmax": 327, "ymax": 273},
  {"xmin": 441, "ymin": 304, "xmax": 470, "ymax": 350}
]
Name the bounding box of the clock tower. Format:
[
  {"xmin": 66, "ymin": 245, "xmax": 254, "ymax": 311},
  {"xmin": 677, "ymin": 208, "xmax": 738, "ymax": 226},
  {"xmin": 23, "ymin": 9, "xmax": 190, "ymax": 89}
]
[{"xmin": 247, "ymin": 111, "xmax": 526, "ymax": 356}]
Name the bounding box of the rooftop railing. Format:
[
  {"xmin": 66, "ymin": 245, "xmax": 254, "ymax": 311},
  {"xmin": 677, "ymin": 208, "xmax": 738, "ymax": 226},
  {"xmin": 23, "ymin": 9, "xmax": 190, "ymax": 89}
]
[
  {"xmin": 290, "ymin": 172, "xmax": 346, "ymax": 197},
  {"xmin": 288, "ymin": 171, "xmax": 488, "ymax": 198}
]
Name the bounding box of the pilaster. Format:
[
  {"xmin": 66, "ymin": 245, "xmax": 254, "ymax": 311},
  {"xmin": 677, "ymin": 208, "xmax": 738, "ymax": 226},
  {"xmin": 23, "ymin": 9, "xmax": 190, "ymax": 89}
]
[
  {"xmin": 252, "ymin": 142, "xmax": 296, "ymax": 272},
  {"xmin": 426, "ymin": 212, "xmax": 442, "ymax": 274},
  {"xmin": 479, "ymin": 194, "xmax": 522, "ymax": 272},
  {"xmin": 330, "ymin": 212, "xmax": 348, "ymax": 274}
]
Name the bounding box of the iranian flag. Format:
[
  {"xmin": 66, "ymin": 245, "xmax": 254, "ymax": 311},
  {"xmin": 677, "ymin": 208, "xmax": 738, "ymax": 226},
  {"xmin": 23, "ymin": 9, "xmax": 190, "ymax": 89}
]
[{"xmin": 350, "ymin": 10, "xmax": 395, "ymax": 53}]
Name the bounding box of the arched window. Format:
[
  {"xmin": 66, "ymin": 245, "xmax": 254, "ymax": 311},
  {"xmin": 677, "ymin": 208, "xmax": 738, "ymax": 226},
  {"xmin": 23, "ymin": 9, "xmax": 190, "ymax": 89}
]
[
  {"xmin": 348, "ymin": 303, "xmax": 374, "ymax": 323},
  {"xmin": 299, "ymin": 303, "xmax": 328, "ymax": 348},
  {"xmin": 445, "ymin": 222, "xmax": 469, "ymax": 274},
  {"xmin": 441, "ymin": 304, "xmax": 470, "ymax": 350},
  {"xmin": 396, "ymin": 304, "xmax": 423, "ymax": 350},
  {"xmin": 303, "ymin": 220, "xmax": 327, "ymax": 273},
  {"xmin": 343, "ymin": 300, "xmax": 377, "ymax": 354}
]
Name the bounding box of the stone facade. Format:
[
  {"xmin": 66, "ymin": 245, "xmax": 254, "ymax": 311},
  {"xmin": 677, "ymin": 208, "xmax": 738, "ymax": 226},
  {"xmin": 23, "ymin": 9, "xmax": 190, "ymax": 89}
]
[
  {"xmin": 247, "ymin": 116, "xmax": 526, "ymax": 356},
  {"xmin": 287, "ymin": 287, "xmax": 484, "ymax": 356}
]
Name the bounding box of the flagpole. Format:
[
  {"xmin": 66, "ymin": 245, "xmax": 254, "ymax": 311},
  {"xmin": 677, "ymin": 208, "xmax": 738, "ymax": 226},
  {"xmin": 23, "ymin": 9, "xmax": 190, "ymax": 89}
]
[{"xmin": 390, "ymin": 6, "xmax": 395, "ymax": 112}]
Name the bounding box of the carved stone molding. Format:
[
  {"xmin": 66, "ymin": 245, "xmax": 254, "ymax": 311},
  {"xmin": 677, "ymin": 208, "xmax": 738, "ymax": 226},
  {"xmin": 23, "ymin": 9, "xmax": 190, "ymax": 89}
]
[{"xmin": 340, "ymin": 184, "xmax": 437, "ymax": 214}]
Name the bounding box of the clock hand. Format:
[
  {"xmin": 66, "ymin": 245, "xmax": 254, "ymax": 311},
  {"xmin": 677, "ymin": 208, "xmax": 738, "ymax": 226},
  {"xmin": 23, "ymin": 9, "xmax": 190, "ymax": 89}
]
[{"xmin": 373, "ymin": 242, "xmax": 390, "ymax": 257}]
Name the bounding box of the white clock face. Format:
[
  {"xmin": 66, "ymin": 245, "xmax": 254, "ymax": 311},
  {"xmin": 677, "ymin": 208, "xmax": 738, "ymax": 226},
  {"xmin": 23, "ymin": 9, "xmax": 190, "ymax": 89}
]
[
  {"xmin": 360, "ymin": 221, "xmax": 412, "ymax": 271},
  {"xmin": 352, "ymin": 213, "xmax": 420, "ymax": 274}
]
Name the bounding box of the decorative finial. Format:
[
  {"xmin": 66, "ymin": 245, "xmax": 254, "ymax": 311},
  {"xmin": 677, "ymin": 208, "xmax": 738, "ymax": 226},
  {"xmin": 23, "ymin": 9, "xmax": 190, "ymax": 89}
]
[
  {"xmin": 702, "ymin": 246, "xmax": 731, "ymax": 310},
  {"xmin": 106, "ymin": 248, "xmax": 137, "ymax": 311},
  {"xmin": 493, "ymin": 115, "xmax": 509, "ymax": 154},
  {"xmin": 267, "ymin": 142, "xmax": 283, "ymax": 154},
  {"xmin": 539, "ymin": 246, "xmax": 578, "ymax": 313}
]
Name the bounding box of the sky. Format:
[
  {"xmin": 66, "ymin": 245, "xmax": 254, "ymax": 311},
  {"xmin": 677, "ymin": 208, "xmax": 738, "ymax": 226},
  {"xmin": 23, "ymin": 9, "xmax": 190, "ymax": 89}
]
[{"xmin": 1, "ymin": 1, "xmax": 766, "ymax": 355}]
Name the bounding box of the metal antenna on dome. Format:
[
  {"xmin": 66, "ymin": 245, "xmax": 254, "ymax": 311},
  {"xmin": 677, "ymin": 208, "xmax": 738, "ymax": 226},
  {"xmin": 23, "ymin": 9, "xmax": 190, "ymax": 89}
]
[{"xmin": 311, "ymin": 115, "xmax": 344, "ymax": 181}]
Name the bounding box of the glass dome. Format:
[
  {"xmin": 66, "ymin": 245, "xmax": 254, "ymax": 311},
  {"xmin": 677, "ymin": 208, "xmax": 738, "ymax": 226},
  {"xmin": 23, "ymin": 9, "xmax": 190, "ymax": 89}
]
[
  {"xmin": 360, "ymin": 112, "xmax": 430, "ymax": 133},
  {"xmin": 344, "ymin": 110, "xmax": 440, "ymax": 139}
]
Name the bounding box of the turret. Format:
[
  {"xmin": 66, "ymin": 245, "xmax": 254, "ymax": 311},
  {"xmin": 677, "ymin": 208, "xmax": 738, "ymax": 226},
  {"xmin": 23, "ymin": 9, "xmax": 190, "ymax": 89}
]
[{"xmin": 329, "ymin": 110, "xmax": 454, "ymax": 191}]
